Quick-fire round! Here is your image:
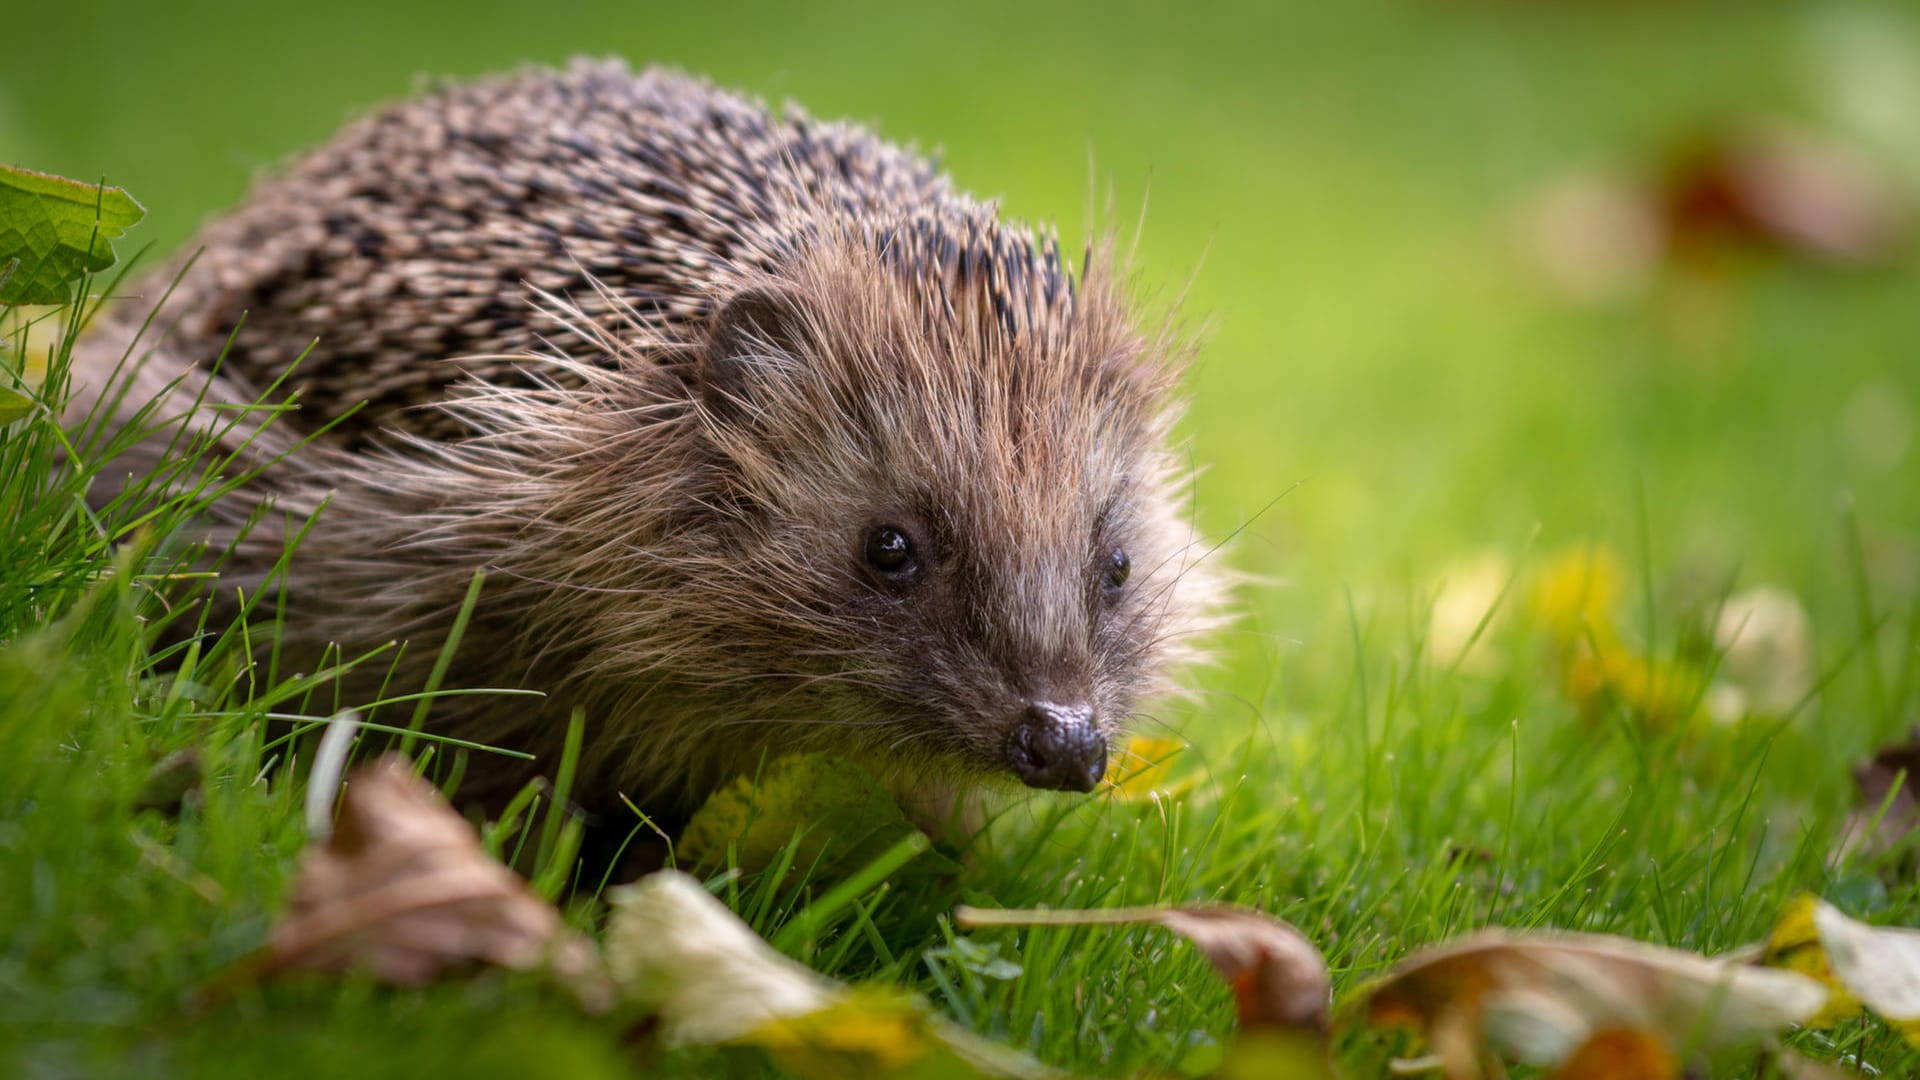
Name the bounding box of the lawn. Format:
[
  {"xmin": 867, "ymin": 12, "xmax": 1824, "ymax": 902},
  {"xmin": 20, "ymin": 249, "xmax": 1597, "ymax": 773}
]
[{"xmin": 3, "ymin": 1, "xmax": 1919, "ymax": 1077}]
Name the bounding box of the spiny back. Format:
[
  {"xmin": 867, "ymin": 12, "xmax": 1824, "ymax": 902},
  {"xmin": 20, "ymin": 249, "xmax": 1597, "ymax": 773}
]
[{"xmin": 136, "ymin": 59, "xmax": 1075, "ymax": 447}]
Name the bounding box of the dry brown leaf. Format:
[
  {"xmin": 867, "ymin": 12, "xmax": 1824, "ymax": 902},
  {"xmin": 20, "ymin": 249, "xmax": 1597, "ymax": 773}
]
[
  {"xmin": 131, "ymin": 747, "xmax": 201, "ymax": 815},
  {"xmin": 955, "ymin": 903, "xmax": 1330, "ymax": 1033},
  {"xmin": 1155, "ymin": 908, "xmax": 1331, "ymax": 1031},
  {"xmin": 1661, "ymin": 124, "xmax": 1904, "ymax": 267},
  {"xmin": 1353, "ymin": 930, "xmax": 1827, "ymax": 1079},
  {"xmin": 1836, "ymin": 726, "xmax": 1920, "ymax": 864},
  {"xmin": 1517, "ymin": 123, "xmax": 1905, "ymax": 308},
  {"xmin": 219, "ymin": 754, "xmax": 608, "ymax": 1009},
  {"xmin": 1551, "ymin": 1028, "xmax": 1677, "ymax": 1079}
]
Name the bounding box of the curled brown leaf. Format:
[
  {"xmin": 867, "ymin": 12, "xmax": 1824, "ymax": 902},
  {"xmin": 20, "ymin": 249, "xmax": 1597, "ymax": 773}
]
[
  {"xmin": 210, "ymin": 754, "xmax": 609, "ymax": 1010},
  {"xmin": 1353, "ymin": 930, "xmax": 1826, "ymax": 1079},
  {"xmin": 955, "ymin": 903, "xmax": 1330, "ymax": 1033}
]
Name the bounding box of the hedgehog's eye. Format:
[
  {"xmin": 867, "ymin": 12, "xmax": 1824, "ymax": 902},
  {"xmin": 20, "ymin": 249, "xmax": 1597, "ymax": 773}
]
[
  {"xmin": 1103, "ymin": 547, "xmax": 1131, "ymax": 594},
  {"xmin": 864, "ymin": 526, "xmax": 918, "ymax": 578}
]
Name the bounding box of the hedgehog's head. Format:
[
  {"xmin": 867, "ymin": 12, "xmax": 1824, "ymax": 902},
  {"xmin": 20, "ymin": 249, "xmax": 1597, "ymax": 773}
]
[{"xmin": 664, "ymin": 227, "xmax": 1221, "ymax": 794}]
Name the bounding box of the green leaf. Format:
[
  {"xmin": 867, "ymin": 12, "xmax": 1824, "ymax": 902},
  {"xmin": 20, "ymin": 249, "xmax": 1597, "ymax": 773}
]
[
  {"xmin": 0, "ymin": 164, "xmax": 145, "ymax": 305},
  {"xmin": 0, "ymin": 384, "xmax": 33, "ymax": 426},
  {"xmin": 678, "ymin": 754, "xmax": 961, "ymax": 882}
]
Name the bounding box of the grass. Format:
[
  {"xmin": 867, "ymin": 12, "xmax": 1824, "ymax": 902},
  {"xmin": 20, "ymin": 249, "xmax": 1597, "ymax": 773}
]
[{"xmin": 5, "ymin": 1, "xmax": 1920, "ymax": 1077}]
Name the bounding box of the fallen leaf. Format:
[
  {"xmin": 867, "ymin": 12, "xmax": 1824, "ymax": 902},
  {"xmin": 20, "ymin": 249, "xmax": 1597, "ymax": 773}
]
[
  {"xmin": 678, "ymin": 753, "xmax": 960, "ymax": 881},
  {"xmin": 1836, "ymin": 727, "xmax": 1920, "ymax": 862},
  {"xmin": 1159, "ymin": 908, "xmax": 1332, "ymax": 1032},
  {"xmin": 1761, "ymin": 894, "xmax": 1920, "ymax": 1045},
  {"xmin": 1425, "ymin": 552, "xmax": 1516, "ymax": 675},
  {"xmin": 1529, "ymin": 545, "xmax": 1626, "ymax": 644},
  {"xmin": 1661, "ymin": 124, "xmax": 1904, "ymax": 267},
  {"xmin": 1761, "ymin": 895, "xmax": 1865, "ymax": 1027},
  {"xmin": 1714, "ymin": 585, "xmax": 1814, "ymax": 717},
  {"xmin": 606, "ymin": 869, "xmax": 835, "ymax": 1045},
  {"xmin": 1101, "ymin": 735, "xmax": 1190, "ymax": 801},
  {"xmin": 752, "ymin": 987, "xmax": 1059, "ymax": 1080},
  {"xmin": 1516, "ymin": 122, "xmax": 1905, "ymax": 310},
  {"xmin": 955, "ymin": 903, "xmax": 1330, "ymax": 1033},
  {"xmin": 606, "ymin": 870, "xmax": 1056, "ymax": 1078},
  {"xmin": 1516, "ymin": 171, "xmax": 1665, "ymax": 304},
  {"xmin": 219, "ymin": 754, "xmax": 608, "ymax": 1009},
  {"xmin": 131, "ymin": 747, "xmax": 201, "ymax": 815},
  {"xmin": 1353, "ymin": 930, "xmax": 1827, "ymax": 1079},
  {"xmin": 748, "ymin": 988, "xmax": 942, "ymax": 1074},
  {"xmin": 1561, "ymin": 638, "xmax": 1706, "ymax": 732},
  {"xmin": 1550, "ymin": 1028, "xmax": 1677, "ymax": 1079}
]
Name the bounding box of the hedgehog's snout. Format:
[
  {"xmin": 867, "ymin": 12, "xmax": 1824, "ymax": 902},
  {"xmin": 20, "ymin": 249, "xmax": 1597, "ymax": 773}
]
[{"xmin": 1005, "ymin": 700, "xmax": 1107, "ymax": 793}]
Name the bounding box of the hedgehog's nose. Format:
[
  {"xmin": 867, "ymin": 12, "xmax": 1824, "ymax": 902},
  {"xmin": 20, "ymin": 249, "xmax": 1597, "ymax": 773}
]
[{"xmin": 1007, "ymin": 701, "xmax": 1107, "ymax": 793}]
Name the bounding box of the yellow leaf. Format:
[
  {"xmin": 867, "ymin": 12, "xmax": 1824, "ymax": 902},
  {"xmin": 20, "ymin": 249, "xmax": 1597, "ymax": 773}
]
[
  {"xmin": 1426, "ymin": 551, "xmax": 1515, "ymax": 675},
  {"xmin": 1762, "ymin": 895, "xmax": 1864, "ymax": 1027},
  {"xmin": 1762, "ymin": 894, "xmax": 1920, "ymax": 1046},
  {"xmin": 1562, "ymin": 639, "xmax": 1705, "ymax": 731},
  {"xmin": 0, "ymin": 302, "xmax": 76, "ymax": 388},
  {"xmin": 1101, "ymin": 735, "xmax": 1190, "ymax": 801},
  {"xmin": 746, "ymin": 989, "xmax": 935, "ymax": 1077},
  {"xmin": 1528, "ymin": 544, "xmax": 1625, "ymax": 642}
]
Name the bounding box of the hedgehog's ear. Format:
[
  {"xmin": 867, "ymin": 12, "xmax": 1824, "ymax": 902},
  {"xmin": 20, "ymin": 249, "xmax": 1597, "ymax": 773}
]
[{"xmin": 701, "ymin": 287, "xmax": 810, "ymax": 419}]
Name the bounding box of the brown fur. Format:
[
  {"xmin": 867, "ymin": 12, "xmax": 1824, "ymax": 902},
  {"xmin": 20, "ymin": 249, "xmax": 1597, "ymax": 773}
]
[{"xmin": 73, "ymin": 60, "xmax": 1223, "ymax": 812}]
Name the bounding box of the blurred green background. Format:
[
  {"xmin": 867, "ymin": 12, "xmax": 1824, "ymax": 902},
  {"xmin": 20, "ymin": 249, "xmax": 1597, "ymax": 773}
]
[{"xmin": 3, "ymin": 0, "xmax": 1916, "ymax": 695}]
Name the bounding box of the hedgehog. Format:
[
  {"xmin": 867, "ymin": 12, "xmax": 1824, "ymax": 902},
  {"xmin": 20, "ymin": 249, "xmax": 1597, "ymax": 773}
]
[{"xmin": 74, "ymin": 60, "xmax": 1223, "ymax": 822}]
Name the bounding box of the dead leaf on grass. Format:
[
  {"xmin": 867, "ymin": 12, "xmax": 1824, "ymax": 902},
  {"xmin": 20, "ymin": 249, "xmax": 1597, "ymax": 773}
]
[
  {"xmin": 955, "ymin": 904, "xmax": 1330, "ymax": 1034},
  {"xmin": 1518, "ymin": 122, "xmax": 1906, "ymax": 306},
  {"xmin": 606, "ymin": 869, "xmax": 835, "ymax": 1044},
  {"xmin": 956, "ymin": 902, "xmax": 1332, "ymax": 1076},
  {"xmin": 1352, "ymin": 930, "xmax": 1827, "ymax": 1079},
  {"xmin": 1660, "ymin": 124, "xmax": 1904, "ymax": 267},
  {"xmin": 211, "ymin": 754, "xmax": 609, "ymax": 1010},
  {"xmin": 1550, "ymin": 1027, "xmax": 1677, "ymax": 1079},
  {"xmin": 1425, "ymin": 552, "xmax": 1516, "ymax": 676},
  {"xmin": 607, "ymin": 871, "xmax": 1056, "ymax": 1078},
  {"xmin": 132, "ymin": 747, "xmax": 201, "ymax": 815},
  {"xmin": 1712, "ymin": 586, "xmax": 1814, "ymax": 719},
  {"xmin": 1762, "ymin": 894, "xmax": 1920, "ymax": 1045},
  {"xmin": 1835, "ymin": 727, "xmax": 1920, "ymax": 864}
]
